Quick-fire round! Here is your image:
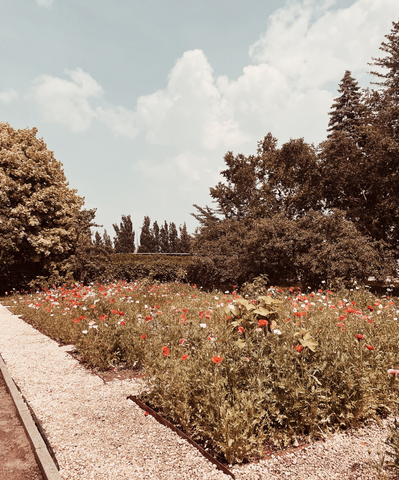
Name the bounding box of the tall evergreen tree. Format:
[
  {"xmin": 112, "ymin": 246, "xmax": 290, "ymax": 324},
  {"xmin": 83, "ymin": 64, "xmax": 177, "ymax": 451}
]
[
  {"xmin": 169, "ymin": 222, "xmax": 179, "ymax": 253},
  {"xmin": 326, "ymin": 70, "xmax": 367, "ymax": 142},
  {"xmin": 151, "ymin": 221, "xmax": 160, "ymax": 253},
  {"xmin": 364, "ymin": 19, "xmax": 399, "ymax": 246},
  {"xmin": 159, "ymin": 221, "xmax": 169, "ymax": 253},
  {"xmin": 138, "ymin": 216, "xmax": 153, "ymax": 253},
  {"xmin": 179, "ymin": 223, "xmax": 192, "ymax": 253},
  {"xmin": 112, "ymin": 215, "xmax": 135, "ymax": 253}
]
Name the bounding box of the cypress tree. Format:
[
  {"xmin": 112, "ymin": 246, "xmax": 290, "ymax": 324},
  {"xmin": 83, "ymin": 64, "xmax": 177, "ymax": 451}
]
[
  {"xmin": 151, "ymin": 221, "xmax": 160, "ymax": 253},
  {"xmin": 138, "ymin": 216, "xmax": 153, "ymax": 253},
  {"xmin": 179, "ymin": 223, "xmax": 192, "ymax": 253},
  {"xmin": 169, "ymin": 222, "xmax": 179, "ymax": 253},
  {"xmin": 112, "ymin": 215, "xmax": 135, "ymax": 253},
  {"xmin": 159, "ymin": 221, "xmax": 169, "ymax": 253}
]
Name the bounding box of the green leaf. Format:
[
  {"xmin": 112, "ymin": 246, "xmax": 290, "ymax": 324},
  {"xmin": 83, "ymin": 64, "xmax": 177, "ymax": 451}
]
[
  {"xmin": 252, "ymin": 307, "xmax": 272, "ymax": 316},
  {"xmin": 299, "ymin": 333, "xmax": 318, "ymax": 352}
]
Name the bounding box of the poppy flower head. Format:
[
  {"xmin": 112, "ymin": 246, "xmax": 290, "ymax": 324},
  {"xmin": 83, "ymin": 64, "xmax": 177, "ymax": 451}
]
[
  {"xmin": 179, "ymin": 338, "xmax": 187, "ymax": 345},
  {"xmin": 181, "ymin": 355, "xmax": 189, "ymax": 361},
  {"xmin": 366, "ymin": 345, "xmax": 374, "ymax": 350},
  {"xmin": 295, "ymin": 345, "xmax": 303, "ymax": 352},
  {"xmin": 238, "ymin": 326, "xmax": 245, "ymax": 333},
  {"xmin": 141, "ymin": 334, "xmax": 146, "ymax": 339},
  {"xmin": 258, "ymin": 319, "xmax": 268, "ymax": 326},
  {"xmin": 355, "ymin": 334, "xmax": 365, "ymax": 341},
  {"xmin": 145, "ymin": 316, "xmax": 153, "ymax": 322},
  {"xmin": 212, "ymin": 355, "xmax": 223, "ymax": 364},
  {"xmin": 162, "ymin": 346, "xmax": 170, "ymax": 356},
  {"xmin": 73, "ymin": 318, "xmax": 79, "ymax": 323}
]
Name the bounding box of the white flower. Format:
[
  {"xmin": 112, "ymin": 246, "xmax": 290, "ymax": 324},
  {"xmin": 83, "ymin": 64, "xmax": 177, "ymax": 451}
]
[
  {"xmin": 273, "ymin": 329, "xmax": 282, "ymax": 335},
  {"xmin": 82, "ymin": 330, "xmax": 88, "ymax": 334},
  {"xmin": 82, "ymin": 307, "xmax": 87, "ymax": 310},
  {"xmin": 225, "ymin": 291, "xmax": 229, "ymax": 294},
  {"xmin": 199, "ymin": 323, "xmax": 207, "ymax": 328},
  {"xmin": 377, "ymin": 310, "xmax": 382, "ymax": 315}
]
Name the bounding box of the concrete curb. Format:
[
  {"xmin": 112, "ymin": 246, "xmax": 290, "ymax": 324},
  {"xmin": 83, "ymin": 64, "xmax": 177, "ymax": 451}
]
[{"xmin": 0, "ymin": 354, "xmax": 62, "ymax": 480}]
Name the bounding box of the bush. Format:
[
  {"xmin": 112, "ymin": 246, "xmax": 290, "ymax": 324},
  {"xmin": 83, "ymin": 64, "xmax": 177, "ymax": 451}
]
[{"xmin": 5, "ymin": 281, "xmax": 399, "ymax": 464}]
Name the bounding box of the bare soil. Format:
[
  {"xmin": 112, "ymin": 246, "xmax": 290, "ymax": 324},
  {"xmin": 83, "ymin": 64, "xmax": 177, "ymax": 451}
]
[{"xmin": 0, "ymin": 372, "xmax": 43, "ymax": 480}]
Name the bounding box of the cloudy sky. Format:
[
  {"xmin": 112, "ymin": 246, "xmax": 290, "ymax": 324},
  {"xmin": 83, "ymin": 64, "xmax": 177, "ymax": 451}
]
[{"xmin": 1, "ymin": 0, "xmax": 398, "ymax": 240}]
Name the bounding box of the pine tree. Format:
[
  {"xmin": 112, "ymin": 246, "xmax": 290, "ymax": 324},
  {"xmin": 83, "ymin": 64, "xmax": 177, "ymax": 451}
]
[
  {"xmin": 169, "ymin": 222, "xmax": 179, "ymax": 253},
  {"xmin": 112, "ymin": 215, "xmax": 135, "ymax": 253},
  {"xmin": 326, "ymin": 70, "xmax": 368, "ymax": 144},
  {"xmin": 138, "ymin": 216, "xmax": 153, "ymax": 253},
  {"xmin": 179, "ymin": 223, "xmax": 192, "ymax": 253},
  {"xmin": 151, "ymin": 221, "xmax": 160, "ymax": 253}
]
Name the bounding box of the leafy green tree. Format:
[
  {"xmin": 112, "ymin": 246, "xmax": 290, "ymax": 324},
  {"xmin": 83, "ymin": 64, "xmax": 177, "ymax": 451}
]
[
  {"xmin": 112, "ymin": 215, "xmax": 135, "ymax": 253},
  {"xmin": 159, "ymin": 221, "xmax": 170, "ymax": 253},
  {"xmin": 138, "ymin": 216, "xmax": 153, "ymax": 253},
  {"xmin": 0, "ymin": 122, "xmax": 91, "ymax": 290}
]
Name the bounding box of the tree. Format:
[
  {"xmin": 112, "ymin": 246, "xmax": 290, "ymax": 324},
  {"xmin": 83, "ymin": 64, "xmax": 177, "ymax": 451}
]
[
  {"xmin": 112, "ymin": 215, "xmax": 135, "ymax": 253},
  {"xmin": 169, "ymin": 222, "xmax": 179, "ymax": 253},
  {"xmin": 151, "ymin": 221, "xmax": 160, "ymax": 253},
  {"xmin": 103, "ymin": 229, "xmax": 113, "ymax": 249},
  {"xmin": 0, "ymin": 122, "xmax": 90, "ymax": 290},
  {"xmin": 179, "ymin": 222, "xmax": 192, "ymax": 253},
  {"xmin": 326, "ymin": 70, "xmax": 368, "ymax": 142},
  {"xmin": 159, "ymin": 221, "xmax": 169, "ymax": 253},
  {"xmin": 94, "ymin": 231, "xmax": 103, "ymax": 246},
  {"xmin": 138, "ymin": 216, "xmax": 153, "ymax": 253}
]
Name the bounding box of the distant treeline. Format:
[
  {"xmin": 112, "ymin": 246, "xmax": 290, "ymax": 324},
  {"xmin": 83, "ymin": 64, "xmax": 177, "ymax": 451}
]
[{"xmin": 93, "ymin": 216, "xmax": 192, "ymax": 254}]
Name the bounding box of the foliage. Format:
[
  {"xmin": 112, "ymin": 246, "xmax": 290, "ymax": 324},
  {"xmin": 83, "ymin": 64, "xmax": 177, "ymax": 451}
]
[
  {"xmin": 0, "ymin": 122, "xmax": 93, "ymax": 292},
  {"xmin": 113, "ymin": 214, "xmax": 135, "ymax": 253},
  {"xmin": 5, "ymin": 282, "xmax": 399, "ymax": 464},
  {"xmin": 138, "ymin": 216, "xmax": 153, "ymax": 253}
]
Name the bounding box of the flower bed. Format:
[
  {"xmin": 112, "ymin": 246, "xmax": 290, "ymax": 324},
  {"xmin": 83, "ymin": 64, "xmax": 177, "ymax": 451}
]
[{"xmin": 3, "ymin": 281, "xmax": 399, "ymax": 464}]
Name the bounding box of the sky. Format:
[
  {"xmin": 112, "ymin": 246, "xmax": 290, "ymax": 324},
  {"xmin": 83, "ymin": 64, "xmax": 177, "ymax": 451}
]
[{"xmin": 1, "ymin": 0, "xmax": 399, "ymax": 241}]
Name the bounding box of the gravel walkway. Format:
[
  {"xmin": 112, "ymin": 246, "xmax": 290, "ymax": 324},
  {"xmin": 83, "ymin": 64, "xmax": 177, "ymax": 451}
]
[{"xmin": 0, "ymin": 304, "xmax": 393, "ymax": 479}]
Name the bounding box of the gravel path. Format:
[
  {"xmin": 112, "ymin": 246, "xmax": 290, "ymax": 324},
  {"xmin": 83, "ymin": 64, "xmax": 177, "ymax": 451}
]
[{"xmin": 0, "ymin": 304, "xmax": 393, "ymax": 479}]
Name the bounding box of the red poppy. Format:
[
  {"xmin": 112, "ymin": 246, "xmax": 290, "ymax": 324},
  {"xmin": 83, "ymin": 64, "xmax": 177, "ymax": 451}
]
[
  {"xmin": 212, "ymin": 356, "xmax": 223, "ymax": 364},
  {"xmin": 141, "ymin": 334, "xmax": 146, "ymax": 339},
  {"xmin": 179, "ymin": 338, "xmax": 187, "ymax": 345},
  {"xmin": 207, "ymin": 336, "xmax": 212, "ymax": 341},
  {"xmin": 295, "ymin": 345, "xmax": 303, "ymax": 352},
  {"xmin": 368, "ymin": 306, "xmax": 373, "ymax": 311},
  {"xmin": 162, "ymin": 346, "xmax": 170, "ymax": 356},
  {"xmin": 90, "ymin": 304, "xmax": 95, "ymax": 309},
  {"xmin": 145, "ymin": 316, "xmax": 153, "ymax": 322},
  {"xmin": 238, "ymin": 326, "xmax": 245, "ymax": 333},
  {"xmin": 181, "ymin": 355, "xmax": 189, "ymax": 360},
  {"xmin": 111, "ymin": 309, "xmax": 118, "ymax": 314},
  {"xmin": 144, "ymin": 411, "xmax": 149, "ymax": 416},
  {"xmin": 337, "ymin": 322, "xmax": 345, "ymax": 327},
  {"xmin": 120, "ymin": 321, "xmax": 126, "ymax": 326},
  {"xmin": 355, "ymin": 334, "xmax": 365, "ymax": 341},
  {"xmin": 180, "ymin": 314, "xmax": 186, "ymax": 323},
  {"xmin": 183, "ymin": 308, "xmax": 187, "ymax": 313},
  {"xmin": 199, "ymin": 311, "xmax": 204, "ymax": 317},
  {"xmin": 73, "ymin": 318, "xmax": 79, "ymax": 323},
  {"xmin": 258, "ymin": 319, "xmax": 268, "ymax": 326},
  {"xmin": 79, "ymin": 316, "xmax": 86, "ymax": 320},
  {"xmin": 366, "ymin": 345, "xmax": 374, "ymax": 350}
]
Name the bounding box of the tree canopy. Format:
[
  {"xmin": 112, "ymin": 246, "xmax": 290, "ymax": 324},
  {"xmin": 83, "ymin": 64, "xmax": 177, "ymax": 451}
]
[{"xmin": 0, "ymin": 122, "xmax": 94, "ymax": 290}]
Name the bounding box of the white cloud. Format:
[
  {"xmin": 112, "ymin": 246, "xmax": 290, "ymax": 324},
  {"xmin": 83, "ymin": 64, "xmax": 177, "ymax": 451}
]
[
  {"xmin": 0, "ymin": 88, "xmax": 18, "ymax": 104},
  {"xmin": 36, "ymin": 0, "xmax": 54, "ymax": 7},
  {"xmin": 31, "ymin": 68, "xmax": 103, "ymax": 132},
  {"xmin": 30, "ymin": 0, "xmax": 399, "ymax": 153}
]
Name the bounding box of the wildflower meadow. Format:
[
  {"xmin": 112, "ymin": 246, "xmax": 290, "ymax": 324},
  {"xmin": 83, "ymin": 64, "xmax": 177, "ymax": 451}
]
[{"xmin": 3, "ymin": 280, "xmax": 399, "ymax": 464}]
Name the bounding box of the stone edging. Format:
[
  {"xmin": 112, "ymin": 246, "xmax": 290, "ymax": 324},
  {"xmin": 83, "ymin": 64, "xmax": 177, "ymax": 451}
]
[{"xmin": 0, "ymin": 353, "xmax": 62, "ymax": 480}]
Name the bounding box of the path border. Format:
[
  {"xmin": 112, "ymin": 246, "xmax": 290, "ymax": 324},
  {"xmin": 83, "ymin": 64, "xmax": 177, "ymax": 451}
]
[{"xmin": 0, "ymin": 353, "xmax": 62, "ymax": 480}]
